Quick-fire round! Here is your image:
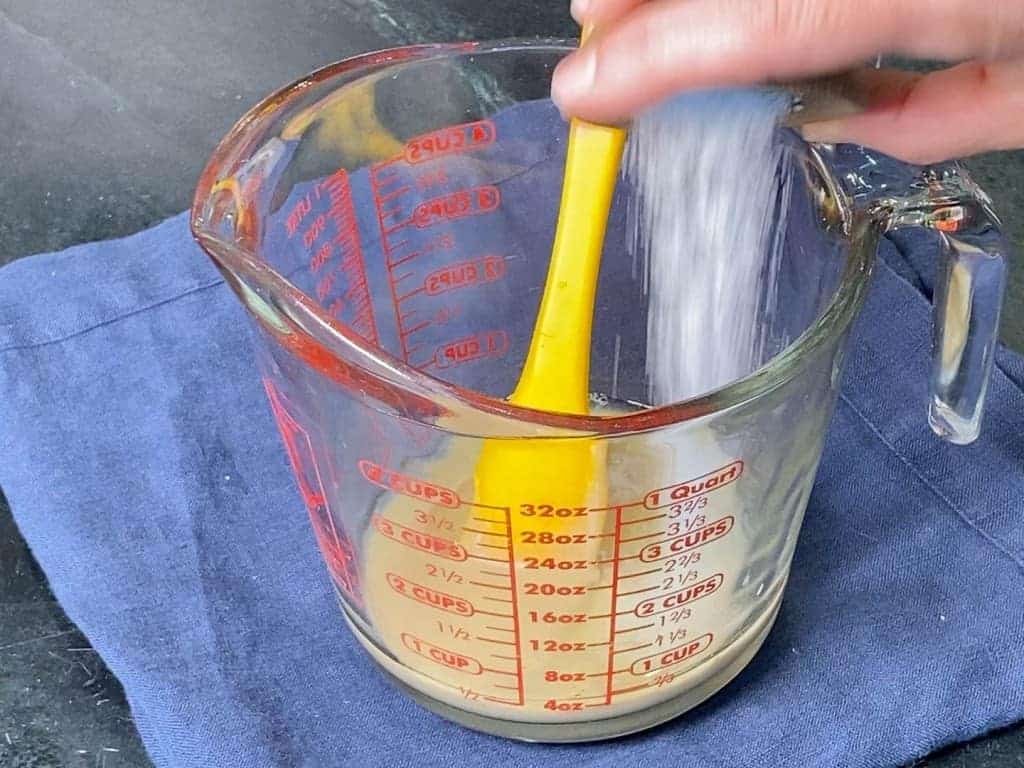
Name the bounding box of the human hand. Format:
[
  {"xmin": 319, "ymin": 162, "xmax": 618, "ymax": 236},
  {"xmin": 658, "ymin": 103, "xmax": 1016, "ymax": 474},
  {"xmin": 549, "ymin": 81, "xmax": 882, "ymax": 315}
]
[{"xmin": 552, "ymin": 0, "xmax": 1024, "ymax": 163}]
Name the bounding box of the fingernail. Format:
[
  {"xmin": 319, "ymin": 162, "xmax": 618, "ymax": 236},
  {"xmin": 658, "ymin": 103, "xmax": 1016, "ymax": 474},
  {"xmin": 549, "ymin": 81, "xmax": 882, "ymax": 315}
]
[
  {"xmin": 552, "ymin": 48, "xmax": 597, "ymax": 108},
  {"xmin": 800, "ymin": 119, "xmax": 848, "ymax": 145},
  {"xmin": 570, "ymin": 0, "xmax": 589, "ymax": 23}
]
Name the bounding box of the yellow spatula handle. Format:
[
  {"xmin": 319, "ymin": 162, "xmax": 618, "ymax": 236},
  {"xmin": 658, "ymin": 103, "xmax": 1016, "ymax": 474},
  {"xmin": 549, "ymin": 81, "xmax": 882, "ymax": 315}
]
[
  {"xmin": 509, "ymin": 119, "xmax": 626, "ymax": 414},
  {"xmin": 510, "ymin": 25, "xmax": 626, "ymax": 415},
  {"xmin": 474, "ymin": 24, "xmax": 625, "ymax": 524}
]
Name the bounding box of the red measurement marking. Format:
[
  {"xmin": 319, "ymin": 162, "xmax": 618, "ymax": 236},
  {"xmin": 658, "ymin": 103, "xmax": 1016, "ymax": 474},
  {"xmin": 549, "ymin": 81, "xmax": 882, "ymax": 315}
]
[
  {"xmin": 264, "ymin": 382, "xmax": 324, "ymax": 511},
  {"xmin": 467, "ymin": 553, "xmax": 512, "ymax": 564},
  {"xmin": 404, "ymin": 120, "xmax": 497, "ymax": 164},
  {"xmin": 391, "ymin": 275, "xmax": 416, "ymax": 292},
  {"xmin": 396, "ymin": 287, "xmax": 426, "ymax": 303},
  {"xmin": 543, "ymin": 700, "xmax": 585, "ymax": 712},
  {"xmin": 479, "ymin": 593, "xmax": 512, "ymax": 606},
  {"xmin": 435, "ymin": 330, "xmax": 509, "ymax": 369},
  {"xmin": 413, "ymin": 186, "xmax": 500, "ymax": 228},
  {"xmin": 470, "ymin": 581, "xmax": 511, "ymax": 591},
  {"xmin": 468, "ymin": 503, "xmax": 508, "ymax": 512},
  {"xmin": 389, "ymin": 252, "xmax": 419, "ymax": 271},
  {"xmin": 644, "ymin": 461, "xmax": 744, "ymax": 509},
  {"xmin": 530, "ymin": 640, "xmax": 588, "ymax": 652},
  {"xmin": 434, "ymin": 620, "xmax": 470, "ymax": 639},
  {"xmin": 424, "ymin": 255, "xmax": 506, "ymax": 296},
  {"xmin": 372, "ymin": 165, "xmax": 401, "ymax": 183},
  {"xmin": 520, "ymin": 531, "xmax": 589, "ymax": 545},
  {"xmin": 263, "ymin": 380, "xmax": 360, "ymax": 605},
  {"xmin": 629, "ymin": 634, "xmax": 713, "ymax": 675},
  {"xmin": 605, "ymin": 507, "xmax": 623, "ymax": 704},
  {"xmin": 290, "ymin": 168, "xmax": 379, "ymax": 346},
  {"xmin": 589, "ymin": 668, "xmax": 628, "ymax": 678},
  {"xmin": 390, "ymin": 234, "xmax": 455, "ymax": 271},
  {"xmin": 402, "ymin": 320, "xmax": 432, "ymax": 338},
  {"xmin": 616, "ymin": 623, "xmax": 656, "ymax": 635},
  {"xmin": 415, "ymin": 169, "xmax": 449, "ymax": 191},
  {"xmin": 619, "ymin": 567, "xmax": 662, "ymax": 581},
  {"xmin": 327, "ymin": 297, "xmax": 345, "ymax": 318},
  {"xmin": 377, "ymin": 185, "xmax": 411, "ymax": 204},
  {"xmin": 285, "ymin": 196, "xmax": 313, "ymax": 237},
  {"xmin": 302, "ymin": 213, "xmax": 327, "ymax": 249},
  {"xmin": 310, "ymin": 242, "xmax": 332, "ymax": 273},
  {"xmin": 386, "ymin": 573, "xmax": 473, "ymax": 616},
  {"xmin": 638, "ymin": 517, "xmax": 734, "ymax": 563},
  {"xmin": 479, "ymin": 569, "xmax": 511, "ymax": 578},
  {"xmin": 620, "ymin": 513, "xmax": 667, "ymax": 526},
  {"xmin": 503, "ymin": 508, "xmax": 526, "ymax": 705},
  {"xmin": 523, "ymin": 583, "xmax": 587, "ymax": 597},
  {"xmin": 591, "ymin": 554, "xmax": 638, "ymax": 565},
  {"xmin": 430, "ymin": 233, "xmax": 457, "ymax": 250},
  {"xmin": 482, "ymin": 667, "xmax": 518, "ymax": 676},
  {"xmin": 329, "ymin": 173, "xmax": 378, "ymax": 342},
  {"xmin": 516, "ymin": 502, "xmax": 587, "ymax": 517},
  {"xmin": 371, "ymin": 161, "xmax": 414, "ymax": 362},
  {"xmin": 633, "ymin": 573, "xmax": 724, "ymax": 617},
  {"xmin": 587, "ymin": 502, "xmax": 643, "ymax": 512},
  {"xmin": 315, "ymin": 270, "xmax": 336, "ymax": 302},
  {"xmin": 482, "ymin": 696, "xmax": 521, "ymax": 706},
  {"xmin": 620, "ymin": 530, "xmax": 663, "ymax": 543},
  {"xmin": 358, "ymin": 459, "xmax": 460, "ymax": 508},
  {"xmin": 380, "ymin": 205, "xmax": 406, "ymax": 230},
  {"xmin": 373, "ymin": 516, "xmax": 467, "ymax": 561},
  {"xmin": 401, "ymin": 633, "xmax": 482, "ymax": 675}
]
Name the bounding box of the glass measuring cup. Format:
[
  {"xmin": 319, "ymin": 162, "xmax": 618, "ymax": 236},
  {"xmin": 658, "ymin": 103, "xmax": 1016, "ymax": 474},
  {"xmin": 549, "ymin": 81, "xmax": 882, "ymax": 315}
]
[{"xmin": 190, "ymin": 40, "xmax": 1009, "ymax": 742}]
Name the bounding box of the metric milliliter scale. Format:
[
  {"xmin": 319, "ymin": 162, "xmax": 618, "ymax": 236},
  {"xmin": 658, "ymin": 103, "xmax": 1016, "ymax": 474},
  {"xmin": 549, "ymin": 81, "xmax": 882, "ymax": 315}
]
[{"xmin": 193, "ymin": 41, "xmax": 1009, "ymax": 741}]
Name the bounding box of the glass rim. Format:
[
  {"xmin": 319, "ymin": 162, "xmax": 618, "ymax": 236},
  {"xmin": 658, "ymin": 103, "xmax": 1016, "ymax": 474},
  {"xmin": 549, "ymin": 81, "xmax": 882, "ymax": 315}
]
[{"xmin": 191, "ymin": 38, "xmax": 878, "ymax": 438}]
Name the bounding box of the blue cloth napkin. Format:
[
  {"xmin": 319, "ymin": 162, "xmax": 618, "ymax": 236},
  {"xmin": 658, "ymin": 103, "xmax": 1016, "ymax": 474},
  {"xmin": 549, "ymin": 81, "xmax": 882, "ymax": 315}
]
[{"xmin": 2, "ymin": 196, "xmax": 1024, "ymax": 767}]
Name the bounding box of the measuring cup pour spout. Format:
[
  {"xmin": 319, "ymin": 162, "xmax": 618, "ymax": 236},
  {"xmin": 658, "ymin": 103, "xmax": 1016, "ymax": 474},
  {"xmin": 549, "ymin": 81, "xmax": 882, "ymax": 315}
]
[{"xmin": 818, "ymin": 145, "xmax": 1009, "ymax": 445}]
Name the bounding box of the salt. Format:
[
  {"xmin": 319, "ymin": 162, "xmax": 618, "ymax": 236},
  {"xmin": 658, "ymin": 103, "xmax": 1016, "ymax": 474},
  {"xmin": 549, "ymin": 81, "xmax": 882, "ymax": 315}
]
[{"xmin": 624, "ymin": 89, "xmax": 794, "ymax": 404}]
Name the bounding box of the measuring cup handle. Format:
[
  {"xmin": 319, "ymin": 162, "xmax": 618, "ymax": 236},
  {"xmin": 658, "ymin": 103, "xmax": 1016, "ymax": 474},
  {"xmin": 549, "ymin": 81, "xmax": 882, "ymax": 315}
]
[
  {"xmin": 881, "ymin": 165, "xmax": 1009, "ymax": 445},
  {"xmin": 817, "ymin": 144, "xmax": 1009, "ymax": 444}
]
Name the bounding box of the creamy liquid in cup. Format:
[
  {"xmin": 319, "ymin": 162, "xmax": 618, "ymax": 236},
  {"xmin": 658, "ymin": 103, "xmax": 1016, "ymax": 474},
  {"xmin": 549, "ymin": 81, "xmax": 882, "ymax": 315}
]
[{"xmin": 353, "ymin": 401, "xmax": 776, "ymax": 724}]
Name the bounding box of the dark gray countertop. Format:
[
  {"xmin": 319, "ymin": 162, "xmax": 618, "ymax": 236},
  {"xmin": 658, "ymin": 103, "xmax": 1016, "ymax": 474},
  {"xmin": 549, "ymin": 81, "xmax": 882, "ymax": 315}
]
[{"xmin": 1, "ymin": 2, "xmax": 1022, "ymax": 766}]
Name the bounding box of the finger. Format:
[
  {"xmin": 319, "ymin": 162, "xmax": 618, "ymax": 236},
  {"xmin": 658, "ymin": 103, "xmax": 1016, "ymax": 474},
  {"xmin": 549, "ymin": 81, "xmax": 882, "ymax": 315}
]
[
  {"xmin": 553, "ymin": 0, "xmax": 1024, "ymax": 123},
  {"xmin": 554, "ymin": 0, "xmax": 909, "ymax": 122},
  {"xmin": 801, "ymin": 59, "xmax": 1024, "ymax": 164},
  {"xmin": 571, "ymin": 0, "xmax": 646, "ymax": 26}
]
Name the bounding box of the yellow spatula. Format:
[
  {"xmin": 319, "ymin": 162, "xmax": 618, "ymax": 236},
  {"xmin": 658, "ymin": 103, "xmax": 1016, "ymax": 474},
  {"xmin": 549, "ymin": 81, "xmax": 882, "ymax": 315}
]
[{"xmin": 475, "ymin": 27, "xmax": 627, "ymax": 535}]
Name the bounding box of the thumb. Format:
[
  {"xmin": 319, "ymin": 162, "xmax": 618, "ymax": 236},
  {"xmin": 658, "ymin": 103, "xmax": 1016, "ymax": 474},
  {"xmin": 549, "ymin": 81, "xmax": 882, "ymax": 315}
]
[{"xmin": 801, "ymin": 60, "xmax": 1024, "ymax": 164}]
